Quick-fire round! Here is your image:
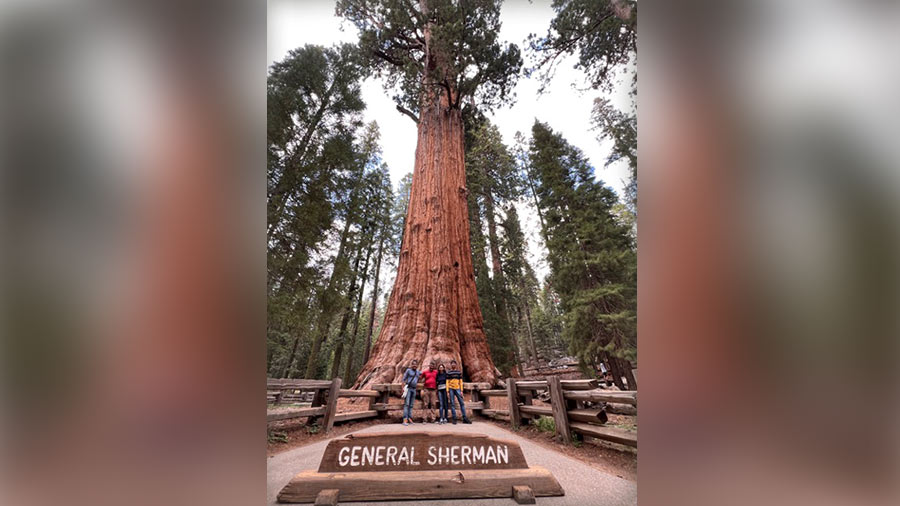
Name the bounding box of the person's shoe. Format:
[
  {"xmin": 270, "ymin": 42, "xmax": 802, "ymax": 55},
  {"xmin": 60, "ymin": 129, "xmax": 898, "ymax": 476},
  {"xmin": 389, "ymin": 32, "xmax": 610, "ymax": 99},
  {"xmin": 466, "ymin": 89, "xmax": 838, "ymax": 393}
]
[
  {"xmin": 403, "ymin": 420, "xmax": 409, "ymax": 426},
  {"xmin": 452, "ymin": 419, "xmax": 457, "ymax": 425},
  {"xmin": 463, "ymin": 418, "xmax": 472, "ymax": 424}
]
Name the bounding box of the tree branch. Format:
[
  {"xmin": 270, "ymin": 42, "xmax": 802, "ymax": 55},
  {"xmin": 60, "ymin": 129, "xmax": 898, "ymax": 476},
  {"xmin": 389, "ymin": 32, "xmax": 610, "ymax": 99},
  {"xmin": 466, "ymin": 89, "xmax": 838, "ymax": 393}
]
[
  {"xmin": 396, "ymin": 104, "xmax": 419, "ymax": 124},
  {"xmin": 373, "ymin": 49, "xmax": 405, "ymax": 67}
]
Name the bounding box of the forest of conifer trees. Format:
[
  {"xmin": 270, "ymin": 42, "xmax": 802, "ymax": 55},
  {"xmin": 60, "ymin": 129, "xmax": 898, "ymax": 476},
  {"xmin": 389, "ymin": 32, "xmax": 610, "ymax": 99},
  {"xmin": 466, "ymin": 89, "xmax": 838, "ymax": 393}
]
[{"xmin": 268, "ymin": 0, "xmax": 636, "ymax": 387}]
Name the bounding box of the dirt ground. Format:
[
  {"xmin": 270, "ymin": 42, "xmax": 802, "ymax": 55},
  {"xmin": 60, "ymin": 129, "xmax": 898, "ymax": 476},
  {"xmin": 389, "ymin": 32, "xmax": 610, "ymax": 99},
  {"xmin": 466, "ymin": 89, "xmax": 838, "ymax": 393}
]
[{"xmin": 267, "ymin": 395, "xmax": 636, "ymax": 481}]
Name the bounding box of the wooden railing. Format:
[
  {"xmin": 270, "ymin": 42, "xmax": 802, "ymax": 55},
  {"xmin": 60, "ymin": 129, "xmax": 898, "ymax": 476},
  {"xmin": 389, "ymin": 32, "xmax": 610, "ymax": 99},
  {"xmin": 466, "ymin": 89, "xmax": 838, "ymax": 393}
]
[
  {"xmin": 267, "ymin": 378, "xmax": 383, "ymax": 432},
  {"xmin": 267, "ymin": 377, "xmax": 637, "ymax": 449},
  {"xmin": 267, "ymin": 378, "xmax": 491, "ymax": 432},
  {"xmin": 480, "ymin": 378, "xmax": 637, "ymax": 448}
]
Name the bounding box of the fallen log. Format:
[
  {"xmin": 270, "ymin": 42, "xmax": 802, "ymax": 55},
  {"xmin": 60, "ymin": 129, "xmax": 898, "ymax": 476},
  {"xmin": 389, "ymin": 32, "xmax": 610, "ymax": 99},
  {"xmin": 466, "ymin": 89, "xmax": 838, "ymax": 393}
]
[
  {"xmin": 266, "ymin": 407, "xmax": 326, "ymax": 422},
  {"xmin": 605, "ymin": 403, "xmax": 637, "ymax": 416},
  {"xmin": 563, "ymin": 389, "xmax": 637, "ymax": 406},
  {"xmin": 570, "ymin": 422, "xmax": 637, "ymax": 448},
  {"xmin": 567, "ymin": 408, "xmax": 608, "ymax": 424},
  {"xmin": 339, "ymin": 389, "xmax": 379, "ymax": 398},
  {"xmin": 333, "ymin": 410, "xmax": 378, "ymax": 423}
]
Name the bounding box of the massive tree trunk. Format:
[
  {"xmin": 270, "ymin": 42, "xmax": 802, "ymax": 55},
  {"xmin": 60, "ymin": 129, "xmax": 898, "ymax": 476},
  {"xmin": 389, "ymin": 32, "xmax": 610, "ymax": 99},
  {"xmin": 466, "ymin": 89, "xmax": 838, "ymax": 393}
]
[{"xmin": 353, "ymin": 92, "xmax": 498, "ymax": 389}]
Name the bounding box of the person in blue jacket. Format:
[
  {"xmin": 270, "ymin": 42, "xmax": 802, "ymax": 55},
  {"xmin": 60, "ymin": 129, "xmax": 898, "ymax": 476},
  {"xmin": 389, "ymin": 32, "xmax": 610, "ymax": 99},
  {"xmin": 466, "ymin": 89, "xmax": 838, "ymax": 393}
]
[{"xmin": 401, "ymin": 359, "xmax": 421, "ymax": 426}]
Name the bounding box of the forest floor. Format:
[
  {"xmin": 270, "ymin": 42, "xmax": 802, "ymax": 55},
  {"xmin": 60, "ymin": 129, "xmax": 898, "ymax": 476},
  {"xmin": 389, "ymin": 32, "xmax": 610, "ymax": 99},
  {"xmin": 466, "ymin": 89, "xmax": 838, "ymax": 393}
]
[
  {"xmin": 480, "ymin": 396, "xmax": 637, "ymax": 481},
  {"xmin": 267, "ymin": 396, "xmax": 636, "ymax": 481}
]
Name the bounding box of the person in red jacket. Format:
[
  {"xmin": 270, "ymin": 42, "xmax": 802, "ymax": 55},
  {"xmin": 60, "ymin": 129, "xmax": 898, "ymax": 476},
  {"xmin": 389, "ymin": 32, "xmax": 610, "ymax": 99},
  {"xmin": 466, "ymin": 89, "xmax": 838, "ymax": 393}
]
[{"xmin": 420, "ymin": 361, "xmax": 439, "ymax": 423}]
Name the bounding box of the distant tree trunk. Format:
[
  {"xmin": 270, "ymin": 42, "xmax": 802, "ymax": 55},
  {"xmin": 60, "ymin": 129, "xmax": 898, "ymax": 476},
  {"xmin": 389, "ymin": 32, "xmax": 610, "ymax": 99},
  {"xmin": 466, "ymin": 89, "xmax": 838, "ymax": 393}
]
[
  {"xmin": 620, "ymin": 358, "xmax": 637, "ymax": 390},
  {"xmin": 344, "ymin": 237, "xmax": 374, "ymax": 381},
  {"xmin": 483, "ymin": 191, "xmax": 518, "ymax": 374},
  {"xmin": 484, "ymin": 192, "xmax": 504, "ymax": 288},
  {"xmin": 522, "ymin": 302, "xmax": 538, "ymax": 363},
  {"xmin": 330, "ymin": 240, "xmax": 365, "ymax": 379},
  {"xmin": 329, "ymin": 305, "xmax": 353, "ymax": 379},
  {"xmin": 302, "ymin": 214, "xmax": 355, "ymax": 378},
  {"xmin": 604, "ymin": 351, "xmax": 628, "ymax": 390},
  {"xmin": 363, "ymin": 231, "xmax": 385, "ymax": 364},
  {"xmin": 280, "ymin": 333, "xmax": 301, "ymax": 378},
  {"xmin": 524, "ymin": 169, "xmax": 547, "ymax": 237},
  {"xmin": 353, "ymin": 78, "xmax": 497, "ymax": 388},
  {"xmin": 510, "ymin": 310, "xmax": 522, "ymax": 377}
]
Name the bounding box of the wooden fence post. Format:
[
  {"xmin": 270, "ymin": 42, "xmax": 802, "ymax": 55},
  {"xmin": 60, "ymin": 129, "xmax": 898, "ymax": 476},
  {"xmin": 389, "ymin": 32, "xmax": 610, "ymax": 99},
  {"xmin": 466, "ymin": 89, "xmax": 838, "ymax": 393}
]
[
  {"xmin": 306, "ymin": 386, "xmax": 326, "ymax": 427},
  {"xmin": 506, "ymin": 378, "xmax": 522, "ymax": 429},
  {"xmin": 547, "ymin": 376, "xmax": 572, "ymax": 443},
  {"xmin": 377, "ymin": 388, "xmax": 390, "ymax": 419},
  {"xmin": 520, "ymin": 390, "xmax": 533, "ymax": 421},
  {"xmin": 322, "ymin": 377, "xmax": 342, "ymax": 433}
]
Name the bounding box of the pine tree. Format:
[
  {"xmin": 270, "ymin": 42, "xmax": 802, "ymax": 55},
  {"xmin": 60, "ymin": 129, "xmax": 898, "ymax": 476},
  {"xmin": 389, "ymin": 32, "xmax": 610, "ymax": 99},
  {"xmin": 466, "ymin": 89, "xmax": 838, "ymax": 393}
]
[
  {"xmin": 500, "ymin": 206, "xmax": 541, "ymax": 365},
  {"xmin": 266, "ymin": 44, "xmax": 367, "ymax": 378},
  {"xmin": 464, "ymin": 117, "xmax": 526, "ymax": 375},
  {"xmin": 528, "ymin": 121, "xmax": 636, "ymax": 388},
  {"xmin": 530, "ymin": 0, "xmax": 637, "ymax": 208}
]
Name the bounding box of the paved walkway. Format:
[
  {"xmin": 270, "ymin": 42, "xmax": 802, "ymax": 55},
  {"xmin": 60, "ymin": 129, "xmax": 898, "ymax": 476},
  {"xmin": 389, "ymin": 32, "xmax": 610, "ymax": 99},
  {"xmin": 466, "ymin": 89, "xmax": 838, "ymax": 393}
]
[{"xmin": 267, "ymin": 421, "xmax": 636, "ymax": 506}]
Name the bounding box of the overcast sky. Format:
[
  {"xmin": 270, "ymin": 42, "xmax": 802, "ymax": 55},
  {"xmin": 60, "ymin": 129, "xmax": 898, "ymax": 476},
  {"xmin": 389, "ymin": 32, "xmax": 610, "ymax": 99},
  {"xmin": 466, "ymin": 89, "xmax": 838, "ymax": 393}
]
[{"xmin": 267, "ymin": 0, "xmax": 633, "ymax": 283}]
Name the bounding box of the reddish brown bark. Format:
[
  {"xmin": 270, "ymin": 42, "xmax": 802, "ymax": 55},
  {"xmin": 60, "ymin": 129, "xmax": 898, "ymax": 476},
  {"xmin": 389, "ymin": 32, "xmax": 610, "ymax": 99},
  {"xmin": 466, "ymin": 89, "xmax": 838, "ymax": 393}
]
[{"xmin": 353, "ymin": 96, "xmax": 498, "ymax": 389}]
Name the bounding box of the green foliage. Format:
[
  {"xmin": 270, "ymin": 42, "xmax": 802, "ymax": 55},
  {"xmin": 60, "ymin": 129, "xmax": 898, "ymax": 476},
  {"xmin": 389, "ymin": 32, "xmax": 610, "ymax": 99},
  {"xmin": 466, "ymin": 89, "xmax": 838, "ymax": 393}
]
[
  {"xmin": 467, "ymin": 122, "xmax": 523, "ymax": 202},
  {"xmin": 531, "ymin": 1, "xmax": 637, "ymax": 211},
  {"xmin": 531, "ymin": 284, "xmax": 565, "ymax": 355},
  {"xmin": 528, "ymin": 0, "xmax": 636, "ymax": 93},
  {"xmin": 267, "ymin": 431, "xmax": 288, "ymax": 444},
  {"xmin": 533, "ymin": 416, "xmax": 556, "ymax": 433},
  {"xmin": 592, "ymin": 97, "xmax": 636, "ymax": 211},
  {"xmin": 337, "ymin": 0, "xmax": 521, "ymax": 113},
  {"xmin": 392, "ymin": 172, "xmax": 413, "ymax": 252},
  {"xmin": 466, "ymin": 172, "xmax": 512, "ymax": 373},
  {"xmin": 464, "ymin": 115, "xmax": 531, "ymax": 374},
  {"xmin": 267, "ymin": 44, "xmax": 370, "ymax": 377},
  {"xmin": 267, "ymin": 44, "xmax": 396, "ymax": 379},
  {"xmin": 527, "ymin": 121, "xmax": 636, "ymax": 375}
]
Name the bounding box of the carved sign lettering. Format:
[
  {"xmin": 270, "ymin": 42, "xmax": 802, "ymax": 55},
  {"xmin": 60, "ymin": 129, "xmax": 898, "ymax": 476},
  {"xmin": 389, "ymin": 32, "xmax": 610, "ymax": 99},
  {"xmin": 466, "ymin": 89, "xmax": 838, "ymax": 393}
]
[{"xmin": 317, "ymin": 431, "xmax": 528, "ymax": 472}]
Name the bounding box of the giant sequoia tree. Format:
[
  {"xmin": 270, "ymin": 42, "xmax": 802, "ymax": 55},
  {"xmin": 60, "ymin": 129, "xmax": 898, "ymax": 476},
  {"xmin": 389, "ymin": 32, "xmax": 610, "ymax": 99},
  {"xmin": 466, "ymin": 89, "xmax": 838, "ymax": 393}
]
[{"xmin": 338, "ymin": 0, "xmax": 521, "ymax": 388}]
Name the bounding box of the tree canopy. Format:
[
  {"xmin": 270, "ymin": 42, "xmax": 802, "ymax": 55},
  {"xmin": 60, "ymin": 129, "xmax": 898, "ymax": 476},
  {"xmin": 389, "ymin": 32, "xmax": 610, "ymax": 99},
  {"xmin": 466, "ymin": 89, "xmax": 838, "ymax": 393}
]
[
  {"xmin": 528, "ymin": 0, "xmax": 636, "ymax": 92},
  {"xmin": 336, "ymin": 0, "xmax": 522, "ymax": 116}
]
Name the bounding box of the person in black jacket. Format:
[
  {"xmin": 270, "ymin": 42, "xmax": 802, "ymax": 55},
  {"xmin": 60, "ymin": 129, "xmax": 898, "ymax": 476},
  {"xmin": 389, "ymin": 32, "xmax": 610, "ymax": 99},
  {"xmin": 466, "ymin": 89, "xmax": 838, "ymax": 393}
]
[{"xmin": 436, "ymin": 364, "xmax": 449, "ymax": 424}]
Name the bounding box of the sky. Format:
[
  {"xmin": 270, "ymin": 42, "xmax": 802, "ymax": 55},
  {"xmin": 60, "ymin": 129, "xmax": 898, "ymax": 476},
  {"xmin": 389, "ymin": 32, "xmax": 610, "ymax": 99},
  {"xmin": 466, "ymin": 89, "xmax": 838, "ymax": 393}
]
[{"xmin": 267, "ymin": 0, "xmax": 633, "ymax": 283}]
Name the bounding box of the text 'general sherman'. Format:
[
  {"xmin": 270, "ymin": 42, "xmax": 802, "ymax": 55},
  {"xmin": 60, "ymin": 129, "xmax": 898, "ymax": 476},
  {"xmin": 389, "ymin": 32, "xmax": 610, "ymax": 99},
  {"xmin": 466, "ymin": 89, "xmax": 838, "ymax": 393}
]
[{"xmin": 337, "ymin": 444, "xmax": 509, "ymax": 467}]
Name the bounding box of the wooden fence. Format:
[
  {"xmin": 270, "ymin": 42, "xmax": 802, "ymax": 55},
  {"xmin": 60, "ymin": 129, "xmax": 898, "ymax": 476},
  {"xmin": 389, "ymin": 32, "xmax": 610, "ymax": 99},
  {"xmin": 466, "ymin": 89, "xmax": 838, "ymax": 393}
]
[
  {"xmin": 479, "ymin": 378, "xmax": 637, "ymax": 448},
  {"xmin": 267, "ymin": 377, "xmax": 636, "ymax": 449},
  {"xmin": 267, "ymin": 378, "xmax": 490, "ymax": 432}
]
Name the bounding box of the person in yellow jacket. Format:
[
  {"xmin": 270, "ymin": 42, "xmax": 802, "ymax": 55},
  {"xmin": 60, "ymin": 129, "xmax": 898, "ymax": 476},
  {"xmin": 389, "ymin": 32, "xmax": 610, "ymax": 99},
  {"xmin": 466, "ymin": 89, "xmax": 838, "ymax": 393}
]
[{"xmin": 445, "ymin": 360, "xmax": 471, "ymax": 424}]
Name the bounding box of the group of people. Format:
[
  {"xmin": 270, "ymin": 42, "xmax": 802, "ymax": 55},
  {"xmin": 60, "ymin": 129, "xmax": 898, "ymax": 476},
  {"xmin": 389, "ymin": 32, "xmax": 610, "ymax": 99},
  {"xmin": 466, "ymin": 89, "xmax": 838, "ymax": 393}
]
[{"xmin": 400, "ymin": 359, "xmax": 472, "ymax": 426}]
